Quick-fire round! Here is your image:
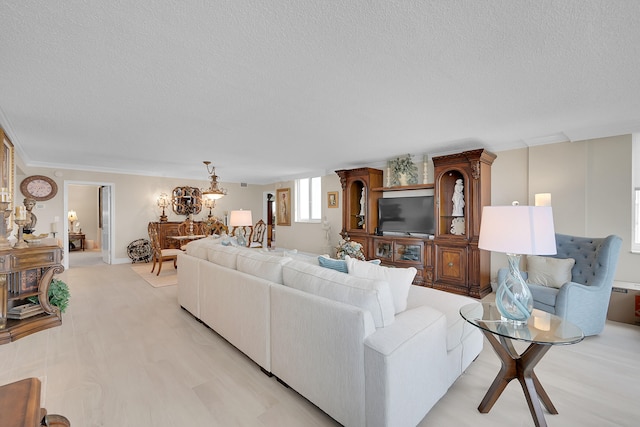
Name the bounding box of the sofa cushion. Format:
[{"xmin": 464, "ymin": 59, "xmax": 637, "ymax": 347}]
[
  {"xmin": 207, "ymin": 245, "xmax": 242, "ymax": 269},
  {"xmin": 185, "ymin": 236, "xmax": 222, "ymax": 260},
  {"xmin": 345, "ymin": 256, "xmax": 416, "ymax": 314},
  {"xmin": 526, "ymin": 255, "xmax": 575, "ymax": 288},
  {"xmin": 282, "ymin": 260, "xmax": 395, "ymax": 328},
  {"xmin": 237, "ymin": 251, "xmax": 291, "ymax": 284}
]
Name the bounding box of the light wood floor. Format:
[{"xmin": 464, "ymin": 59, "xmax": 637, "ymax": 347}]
[{"xmin": 0, "ymin": 262, "xmax": 638, "ymax": 426}]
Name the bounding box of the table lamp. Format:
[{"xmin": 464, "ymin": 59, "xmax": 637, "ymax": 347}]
[
  {"xmin": 68, "ymin": 210, "xmax": 78, "ymax": 232},
  {"xmin": 157, "ymin": 193, "xmax": 169, "ymax": 222},
  {"xmin": 478, "ymin": 203, "xmax": 556, "ymax": 324},
  {"xmin": 229, "ymin": 210, "xmax": 252, "ymax": 246}
]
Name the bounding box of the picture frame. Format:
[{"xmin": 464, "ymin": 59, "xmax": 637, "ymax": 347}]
[
  {"xmin": 327, "ymin": 191, "xmax": 339, "ymax": 208},
  {"xmin": 276, "ymin": 188, "xmax": 291, "ymax": 226},
  {"xmin": 1, "ymin": 128, "xmax": 14, "ymax": 216}
]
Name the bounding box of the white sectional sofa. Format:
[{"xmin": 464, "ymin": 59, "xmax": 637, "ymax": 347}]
[{"xmin": 177, "ymin": 238, "xmax": 483, "ymax": 427}]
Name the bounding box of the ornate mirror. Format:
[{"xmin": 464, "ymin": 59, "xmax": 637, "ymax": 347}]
[{"xmin": 171, "ymin": 186, "xmax": 202, "ymax": 215}]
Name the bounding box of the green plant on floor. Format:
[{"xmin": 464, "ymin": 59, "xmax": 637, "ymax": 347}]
[{"xmin": 27, "ymin": 278, "xmax": 71, "ymax": 313}]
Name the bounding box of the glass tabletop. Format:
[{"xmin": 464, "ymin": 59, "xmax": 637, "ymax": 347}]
[{"xmin": 460, "ymin": 302, "xmax": 584, "ymax": 345}]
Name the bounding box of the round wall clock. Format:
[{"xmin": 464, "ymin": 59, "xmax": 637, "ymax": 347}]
[{"xmin": 20, "ymin": 175, "xmax": 58, "ymax": 201}]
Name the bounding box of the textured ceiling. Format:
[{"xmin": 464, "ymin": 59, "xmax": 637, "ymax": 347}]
[{"xmin": 1, "ymin": 1, "xmax": 640, "ymax": 184}]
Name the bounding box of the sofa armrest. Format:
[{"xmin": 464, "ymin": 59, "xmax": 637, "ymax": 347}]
[{"xmin": 364, "ymin": 305, "xmax": 449, "ymax": 427}]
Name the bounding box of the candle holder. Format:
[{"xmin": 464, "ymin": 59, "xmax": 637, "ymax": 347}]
[
  {"xmin": 0, "ymin": 201, "xmax": 11, "ymax": 249},
  {"xmin": 14, "ymin": 219, "xmax": 29, "ymax": 249}
]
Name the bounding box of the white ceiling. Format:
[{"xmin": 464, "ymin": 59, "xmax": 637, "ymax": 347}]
[{"xmin": 2, "ymin": 1, "xmax": 640, "ymax": 184}]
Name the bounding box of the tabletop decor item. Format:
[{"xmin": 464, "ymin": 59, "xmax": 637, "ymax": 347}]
[
  {"xmin": 336, "ymin": 236, "xmax": 365, "ymax": 260},
  {"xmin": 389, "ymin": 154, "xmax": 418, "ymax": 187},
  {"xmin": 478, "ymin": 202, "xmax": 556, "ymax": 324}
]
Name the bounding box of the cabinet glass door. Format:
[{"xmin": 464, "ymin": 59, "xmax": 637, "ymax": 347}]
[
  {"xmin": 374, "ymin": 241, "xmax": 393, "ymax": 260},
  {"xmin": 396, "ymin": 243, "xmax": 422, "ymax": 262}
]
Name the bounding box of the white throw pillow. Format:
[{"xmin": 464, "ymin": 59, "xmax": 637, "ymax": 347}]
[
  {"xmin": 345, "ymin": 255, "xmax": 416, "ymax": 314},
  {"xmin": 526, "ymin": 255, "xmax": 575, "ymax": 289}
]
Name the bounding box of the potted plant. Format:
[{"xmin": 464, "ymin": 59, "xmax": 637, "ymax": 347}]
[
  {"xmin": 389, "ymin": 154, "xmax": 419, "ymax": 186},
  {"xmin": 28, "ymin": 278, "xmax": 70, "ymax": 313}
]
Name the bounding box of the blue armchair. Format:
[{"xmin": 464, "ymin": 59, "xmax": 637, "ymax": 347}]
[{"xmin": 498, "ymin": 233, "xmax": 622, "ymax": 336}]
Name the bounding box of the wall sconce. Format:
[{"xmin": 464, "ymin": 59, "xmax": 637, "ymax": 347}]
[
  {"xmin": 157, "ymin": 193, "xmax": 169, "ymax": 222},
  {"xmin": 68, "ymin": 210, "xmax": 78, "ymax": 231}
]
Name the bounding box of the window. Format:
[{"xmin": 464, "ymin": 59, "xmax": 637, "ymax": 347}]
[
  {"xmin": 295, "ymin": 177, "xmax": 321, "ymax": 222},
  {"xmin": 634, "ymin": 187, "xmax": 640, "ymax": 252},
  {"xmin": 633, "ymin": 135, "xmax": 640, "ymax": 252}
]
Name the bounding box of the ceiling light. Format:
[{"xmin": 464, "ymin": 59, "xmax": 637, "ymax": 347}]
[{"xmin": 202, "ymin": 161, "xmax": 227, "ymax": 200}]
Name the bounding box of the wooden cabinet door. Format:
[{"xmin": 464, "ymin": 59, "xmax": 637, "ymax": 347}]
[{"xmin": 435, "ymin": 245, "xmax": 466, "ymax": 284}]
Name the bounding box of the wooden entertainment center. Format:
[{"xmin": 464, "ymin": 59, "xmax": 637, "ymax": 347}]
[{"xmin": 336, "ymin": 149, "xmax": 496, "ymax": 298}]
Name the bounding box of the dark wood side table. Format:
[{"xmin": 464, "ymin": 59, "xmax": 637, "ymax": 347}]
[
  {"xmin": 0, "ymin": 377, "xmax": 70, "ymax": 426},
  {"xmin": 460, "ymin": 303, "xmax": 584, "ymax": 427},
  {"xmin": 68, "ymin": 232, "xmax": 85, "ymax": 251}
]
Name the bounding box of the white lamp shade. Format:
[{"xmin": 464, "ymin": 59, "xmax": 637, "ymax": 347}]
[
  {"xmin": 68, "ymin": 210, "xmax": 78, "ymax": 222},
  {"xmin": 534, "ymin": 193, "xmax": 552, "ymax": 207},
  {"xmin": 229, "ymin": 210, "xmax": 253, "ymax": 227},
  {"xmin": 478, "ymin": 205, "xmax": 556, "ymax": 255}
]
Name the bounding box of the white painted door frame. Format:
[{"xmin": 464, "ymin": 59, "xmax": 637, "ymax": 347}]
[{"xmin": 63, "ymin": 180, "xmax": 115, "ymax": 270}]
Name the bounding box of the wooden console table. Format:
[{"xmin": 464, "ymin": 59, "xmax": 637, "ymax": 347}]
[
  {"xmin": 0, "ymin": 245, "xmax": 64, "ymax": 344},
  {"xmin": 68, "ymin": 232, "xmax": 85, "ymax": 251},
  {"xmin": 0, "ymin": 377, "xmax": 70, "ymax": 426}
]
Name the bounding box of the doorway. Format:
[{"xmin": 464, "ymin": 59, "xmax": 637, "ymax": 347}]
[{"xmin": 64, "ymin": 181, "xmax": 114, "ymax": 269}]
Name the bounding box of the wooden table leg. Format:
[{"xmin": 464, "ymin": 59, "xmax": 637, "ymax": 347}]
[{"xmin": 478, "ymin": 329, "xmax": 555, "ymax": 427}]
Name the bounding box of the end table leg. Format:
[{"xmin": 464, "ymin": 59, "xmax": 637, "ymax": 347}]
[
  {"xmin": 520, "ymin": 375, "xmax": 548, "ymax": 427},
  {"xmin": 532, "ymin": 371, "xmax": 558, "ymax": 414}
]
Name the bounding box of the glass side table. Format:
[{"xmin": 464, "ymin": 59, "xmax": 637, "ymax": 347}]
[{"xmin": 460, "ymin": 302, "xmax": 584, "ymax": 427}]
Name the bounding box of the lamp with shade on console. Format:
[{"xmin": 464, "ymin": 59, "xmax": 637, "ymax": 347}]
[
  {"xmin": 478, "ymin": 202, "xmax": 556, "ymax": 325},
  {"xmin": 229, "ymin": 210, "xmax": 252, "ymax": 247},
  {"xmin": 203, "ymin": 198, "xmax": 216, "ymax": 218},
  {"xmin": 68, "ymin": 210, "xmax": 78, "ymax": 232},
  {"xmin": 157, "ymin": 193, "xmax": 169, "ymax": 222}
]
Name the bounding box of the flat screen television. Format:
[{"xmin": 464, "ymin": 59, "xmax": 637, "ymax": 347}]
[{"xmin": 378, "ymin": 196, "xmax": 435, "ymax": 235}]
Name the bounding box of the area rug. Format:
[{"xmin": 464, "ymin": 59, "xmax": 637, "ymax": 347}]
[{"xmin": 131, "ymin": 263, "xmax": 177, "ymax": 288}]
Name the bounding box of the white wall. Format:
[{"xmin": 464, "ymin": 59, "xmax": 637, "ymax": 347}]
[
  {"xmin": 271, "ymin": 173, "xmax": 343, "ymax": 256},
  {"xmin": 490, "ymin": 135, "xmax": 634, "ymax": 283}
]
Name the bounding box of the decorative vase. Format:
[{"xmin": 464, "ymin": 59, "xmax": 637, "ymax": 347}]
[
  {"xmin": 398, "ymin": 173, "xmax": 408, "ymax": 186},
  {"xmin": 496, "ymin": 254, "xmax": 533, "ymax": 324}
]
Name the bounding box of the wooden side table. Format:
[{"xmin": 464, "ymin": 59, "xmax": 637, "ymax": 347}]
[
  {"xmin": 68, "ymin": 232, "xmax": 85, "ymax": 251},
  {"xmin": 460, "ymin": 303, "xmax": 584, "ymax": 427},
  {"xmin": 0, "ymin": 377, "xmax": 70, "ymax": 426}
]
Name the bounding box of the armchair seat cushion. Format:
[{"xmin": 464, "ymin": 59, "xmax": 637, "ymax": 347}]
[{"xmin": 528, "ymin": 282, "xmax": 559, "ymax": 308}]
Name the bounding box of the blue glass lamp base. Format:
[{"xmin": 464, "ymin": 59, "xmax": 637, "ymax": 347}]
[{"xmin": 496, "ymin": 254, "xmax": 533, "ymax": 325}]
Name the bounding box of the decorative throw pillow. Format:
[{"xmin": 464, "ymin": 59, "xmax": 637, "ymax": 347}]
[
  {"xmin": 345, "ymin": 255, "xmax": 416, "ymax": 314},
  {"xmin": 318, "ymin": 256, "xmax": 348, "ymax": 273},
  {"xmin": 526, "ymin": 255, "xmax": 575, "ymax": 289}
]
